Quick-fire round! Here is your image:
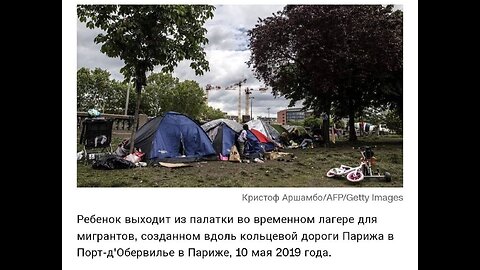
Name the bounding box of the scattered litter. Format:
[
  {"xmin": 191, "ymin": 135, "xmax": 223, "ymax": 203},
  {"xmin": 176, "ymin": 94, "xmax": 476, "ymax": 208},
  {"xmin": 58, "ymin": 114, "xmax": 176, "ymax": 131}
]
[
  {"xmin": 264, "ymin": 152, "xmax": 295, "ymax": 160},
  {"xmin": 77, "ymin": 151, "xmax": 84, "ymax": 160},
  {"xmin": 159, "ymin": 162, "xmax": 193, "ymax": 168},
  {"xmin": 92, "ymin": 155, "xmax": 136, "ymax": 170},
  {"xmin": 87, "ymin": 108, "xmax": 101, "ymax": 117},
  {"xmin": 114, "ymin": 139, "xmax": 129, "ymax": 157},
  {"xmin": 228, "ymin": 145, "xmax": 241, "ymax": 162},
  {"xmin": 254, "ymin": 158, "xmax": 264, "ymax": 163}
]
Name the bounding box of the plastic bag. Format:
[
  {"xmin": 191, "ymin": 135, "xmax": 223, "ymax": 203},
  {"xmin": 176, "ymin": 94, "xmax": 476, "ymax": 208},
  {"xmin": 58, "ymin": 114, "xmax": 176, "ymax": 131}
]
[
  {"xmin": 77, "ymin": 150, "xmax": 84, "ymax": 161},
  {"xmin": 124, "ymin": 149, "xmax": 145, "ymax": 163},
  {"xmin": 92, "ymin": 155, "xmax": 136, "ymax": 170},
  {"xmin": 124, "ymin": 154, "xmax": 140, "ymax": 163},
  {"xmin": 229, "ymin": 145, "xmax": 241, "ymax": 162},
  {"xmin": 87, "ymin": 108, "xmax": 101, "ymax": 117}
]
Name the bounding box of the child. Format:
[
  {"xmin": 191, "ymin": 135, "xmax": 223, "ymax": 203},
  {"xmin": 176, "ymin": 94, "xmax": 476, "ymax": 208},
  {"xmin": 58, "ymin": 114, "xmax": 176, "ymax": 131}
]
[{"xmin": 237, "ymin": 124, "xmax": 249, "ymax": 157}]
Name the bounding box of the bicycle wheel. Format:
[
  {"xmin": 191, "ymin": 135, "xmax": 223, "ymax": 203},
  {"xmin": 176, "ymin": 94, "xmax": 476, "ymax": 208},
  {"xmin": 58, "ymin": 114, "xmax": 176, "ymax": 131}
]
[
  {"xmin": 346, "ymin": 170, "xmax": 364, "ymax": 182},
  {"xmin": 384, "ymin": 172, "xmax": 392, "ymax": 182}
]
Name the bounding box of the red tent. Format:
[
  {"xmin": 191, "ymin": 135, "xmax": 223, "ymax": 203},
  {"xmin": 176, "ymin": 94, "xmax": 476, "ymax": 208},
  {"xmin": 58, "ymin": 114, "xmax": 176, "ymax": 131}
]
[{"xmin": 251, "ymin": 128, "xmax": 270, "ymax": 143}]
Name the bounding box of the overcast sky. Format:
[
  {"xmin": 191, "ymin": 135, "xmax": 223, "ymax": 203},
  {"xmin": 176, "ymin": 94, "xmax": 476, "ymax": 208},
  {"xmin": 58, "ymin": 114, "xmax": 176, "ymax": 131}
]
[{"xmin": 77, "ymin": 5, "xmax": 301, "ymax": 118}]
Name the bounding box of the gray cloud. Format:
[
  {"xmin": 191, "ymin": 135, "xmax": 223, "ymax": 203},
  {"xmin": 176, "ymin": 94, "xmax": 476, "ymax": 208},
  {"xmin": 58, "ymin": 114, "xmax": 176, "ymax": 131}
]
[
  {"xmin": 77, "ymin": 5, "xmax": 303, "ymax": 118},
  {"xmin": 77, "ymin": 21, "xmax": 125, "ymax": 80},
  {"xmin": 206, "ymin": 5, "xmax": 284, "ymax": 30},
  {"xmin": 205, "ymin": 25, "xmax": 247, "ymax": 51}
]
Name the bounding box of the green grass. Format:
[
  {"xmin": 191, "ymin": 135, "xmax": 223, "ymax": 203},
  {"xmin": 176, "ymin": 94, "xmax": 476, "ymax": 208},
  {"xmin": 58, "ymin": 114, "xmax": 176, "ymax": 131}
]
[{"xmin": 77, "ymin": 134, "xmax": 402, "ymax": 187}]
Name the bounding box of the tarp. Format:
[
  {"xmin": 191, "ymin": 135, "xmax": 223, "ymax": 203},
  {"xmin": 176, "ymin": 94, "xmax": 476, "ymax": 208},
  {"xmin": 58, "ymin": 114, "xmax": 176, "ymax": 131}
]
[
  {"xmin": 247, "ymin": 129, "xmax": 275, "ymax": 153},
  {"xmin": 201, "ymin": 118, "xmax": 243, "ymax": 134},
  {"xmin": 246, "ymin": 119, "xmax": 281, "ymax": 144},
  {"xmin": 271, "ymin": 124, "xmax": 288, "ymax": 134},
  {"xmin": 134, "ymin": 112, "xmax": 216, "ymax": 162},
  {"xmin": 283, "ymin": 125, "xmax": 308, "ymax": 135},
  {"xmin": 251, "ymin": 128, "xmax": 269, "ymax": 143}
]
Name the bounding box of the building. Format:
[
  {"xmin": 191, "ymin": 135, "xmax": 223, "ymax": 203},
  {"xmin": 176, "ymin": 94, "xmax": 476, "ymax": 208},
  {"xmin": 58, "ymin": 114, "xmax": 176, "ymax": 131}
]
[
  {"xmin": 225, "ymin": 115, "xmax": 239, "ymax": 122},
  {"xmin": 242, "ymin": 115, "xmax": 251, "ymax": 123},
  {"xmin": 256, "ymin": 116, "xmax": 277, "ymax": 125},
  {"xmin": 277, "ymin": 108, "xmax": 312, "ymax": 125}
]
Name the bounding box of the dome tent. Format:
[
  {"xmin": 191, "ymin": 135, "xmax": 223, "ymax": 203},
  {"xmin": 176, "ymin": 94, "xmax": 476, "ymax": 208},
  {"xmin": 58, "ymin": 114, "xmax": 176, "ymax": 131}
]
[
  {"xmin": 201, "ymin": 118, "xmax": 243, "ymax": 134},
  {"xmin": 202, "ymin": 119, "xmax": 244, "ymax": 157},
  {"xmin": 247, "ymin": 129, "xmax": 275, "ymax": 153},
  {"xmin": 134, "ymin": 112, "xmax": 216, "ymax": 162},
  {"xmin": 202, "ymin": 119, "xmax": 273, "ymax": 158},
  {"xmin": 246, "ymin": 119, "xmax": 282, "ymax": 145}
]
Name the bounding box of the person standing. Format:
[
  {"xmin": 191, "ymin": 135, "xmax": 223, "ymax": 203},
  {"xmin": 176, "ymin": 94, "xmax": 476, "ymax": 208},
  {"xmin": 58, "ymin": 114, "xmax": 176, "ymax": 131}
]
[{"xmin": 237, "ymin": 124, "xmax": 249, "ymax": 157}]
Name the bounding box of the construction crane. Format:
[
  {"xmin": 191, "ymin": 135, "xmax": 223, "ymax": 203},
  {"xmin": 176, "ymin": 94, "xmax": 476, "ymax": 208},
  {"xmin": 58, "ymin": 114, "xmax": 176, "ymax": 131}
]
[
  {"xmin": 204, "ymin": 81, "xmax": 269, "ymax": 123},
  {"xmin": 204, "ymin": 84, "xmax": 221, "ymax": 103},
  {"xmin": 225, "ymin": 79, "xmax": 247, "ymax": 122}
]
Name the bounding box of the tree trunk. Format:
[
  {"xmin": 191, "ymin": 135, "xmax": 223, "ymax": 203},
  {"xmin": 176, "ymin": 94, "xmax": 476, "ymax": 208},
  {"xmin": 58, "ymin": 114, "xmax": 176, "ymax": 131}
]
[
  {"xmin": 322, "ymin": 113, "xmax": 329, "ymax": 146},
  {"xmin": 129, "ymin": 81, "xmax": 142, "ymax": 154},
  {"xmin": 348, "ymin": 97, "xmax": 357, "ymax": 141},
  {"xmin": 322, "ymin": 102, "xmax": 331, "ymax": 146}
]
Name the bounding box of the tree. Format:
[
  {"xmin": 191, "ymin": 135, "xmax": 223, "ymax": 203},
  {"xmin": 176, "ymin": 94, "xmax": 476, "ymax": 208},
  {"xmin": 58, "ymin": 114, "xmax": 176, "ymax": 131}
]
[
  {"xmin": 142, "ymin": 73, "xmax": 179, "ymax": 116},
  {"xmin": 77, "ymin": 67, "xmax": 110, "ymax": 112},
  {"xmin": 78, "ymin": 5, "xmax": 215, "ymax": 153},
  {"xmin": 303, "ymin": 116, "xmax": 322, "ymax": 129},
  {"xmin": 77, "ymin": 67, "xmax": 131, "ymax": 114},
  {"xmin": 77, "ymin": 67, "xmax": 113, "ymax": 112},
  {"xmin": 287, "ymin": 120, "xmax": 304, "ymax": 126},
  {"xmin": 106, "ymin": 80, "xmax": 130, "ymax": 114},
  {"xmin": 142, "ymin": 73, "xmax": 207, "ymax": 118},
  {"xmin": 202, "ymin": 106, "xmax": 225, "ymax": 121},
  {"xmin": 248, "ymin": 5, "xmax": 402, "ymax": 142},
  {"xmin": 174, "ymin": 80, "xmax": 208, "ymax": 118},
  {"xmin": 384, "ymin": 110, "xmax": 402, "ymax": 134}
]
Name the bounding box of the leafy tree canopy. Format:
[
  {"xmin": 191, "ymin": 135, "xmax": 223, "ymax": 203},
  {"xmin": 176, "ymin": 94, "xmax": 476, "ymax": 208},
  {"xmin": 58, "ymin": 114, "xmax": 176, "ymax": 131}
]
[
  {"xmin": 142, "ymin": 73, "xmax": 207, "ymax": 118},
  {"xmin": 77, "ymin": 67, "xmax": 128, "ymax": 114},
  {"xmin": 78, "ymin": 5, "xmax": 215, "ymax": 86},
  {"xmin": 248, "ymin": 5, "xmax": 402, "ymax": 141},
  {"xmin": 202, "ymin": 106, "xmax": 226, "ymax": 121}
]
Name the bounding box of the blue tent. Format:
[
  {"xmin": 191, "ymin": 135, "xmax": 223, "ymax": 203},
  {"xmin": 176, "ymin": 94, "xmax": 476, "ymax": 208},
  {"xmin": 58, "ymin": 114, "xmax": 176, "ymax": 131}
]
[
  {"xmin": 202, "ymin": 119, "xmax": 243, "ymax": 157},
  {"xmin": 246, "ymin": 129, "xmax": 275, "ymax": 154},
  {"xmin": 202, "ymin": 120, "xmax": 272, "ymax": 158},
  {"xmin": 134, "ymin": 112, "xmax": 216, "ymax": 162},
  {"xmin": 211, "ymin": 123, "xmax": 238, "ymax": 157}
]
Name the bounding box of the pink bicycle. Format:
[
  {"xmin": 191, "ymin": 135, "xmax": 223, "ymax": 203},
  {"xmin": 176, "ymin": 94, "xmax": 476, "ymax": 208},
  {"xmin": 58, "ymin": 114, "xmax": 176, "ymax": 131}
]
[{"xmin": 326, "ymin": 146, "xmax": 391, "ymax": 182}]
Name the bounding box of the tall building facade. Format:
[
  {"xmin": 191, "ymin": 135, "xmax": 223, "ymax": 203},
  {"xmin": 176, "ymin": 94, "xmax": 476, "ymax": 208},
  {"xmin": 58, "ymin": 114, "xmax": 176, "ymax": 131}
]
[{"xmin": 277, "ymin": 108, "xmax": 312, "ymax": 125}]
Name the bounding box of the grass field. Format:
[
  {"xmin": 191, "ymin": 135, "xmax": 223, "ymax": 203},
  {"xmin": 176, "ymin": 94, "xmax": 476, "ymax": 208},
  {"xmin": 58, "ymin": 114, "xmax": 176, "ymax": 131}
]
[{"xmin": 77, "ymin": 135, "xmax": 403, "ymax": 187}]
